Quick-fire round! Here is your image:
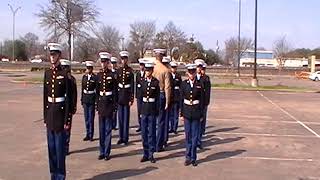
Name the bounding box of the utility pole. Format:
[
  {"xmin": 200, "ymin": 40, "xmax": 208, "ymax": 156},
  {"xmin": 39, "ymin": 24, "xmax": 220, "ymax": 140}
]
[
  {"xmin": 252, "ymin": 0, "xmax": 258, "ymax": 87},
  {"xmin": 8, "ymin": 3, "xmax": 21, "ymax": 61},
  {"xmin": 237, "ymin": 0, "xmax": 241, "ymax": 77}
]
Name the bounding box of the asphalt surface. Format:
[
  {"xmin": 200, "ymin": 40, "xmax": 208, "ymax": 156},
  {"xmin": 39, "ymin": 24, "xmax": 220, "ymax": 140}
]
[{"xmin": 0, "ymin": 72, "xmax": 320, "ymax": 180}]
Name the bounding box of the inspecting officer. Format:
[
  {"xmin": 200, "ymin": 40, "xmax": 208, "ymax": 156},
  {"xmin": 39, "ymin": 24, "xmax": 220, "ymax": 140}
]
[{"xmin": 152, "ymin": 48, "xmax": 172, "ymax": 152}]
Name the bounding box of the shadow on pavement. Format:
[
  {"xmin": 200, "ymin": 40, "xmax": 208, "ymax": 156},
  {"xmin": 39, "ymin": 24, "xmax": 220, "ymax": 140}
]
[
  {"xmin": 198, "ymin": 149, "xmax": 246, "ymax": 164},
  {"xmin": 158, "ymin": 136, "xmax": 245, "ymax": 161},
  {"xmin": 87, "ymin": 166, "xmax": 158, "ymax": 180}
]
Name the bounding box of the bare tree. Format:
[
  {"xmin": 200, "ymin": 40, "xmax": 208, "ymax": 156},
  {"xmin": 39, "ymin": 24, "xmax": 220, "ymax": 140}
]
[
  {"xmin": 74, "ymin": 36, "xmax": 100, "ymax": 62},
  {"xmin": 162, "ymin": 21, "xmax": 187, "ymax": 58},
  {"xmin": 94, "ymin": 25, "xmax": 121, "ymax": 55},
  {"xmin": 36, "ymin": 0, "xmax": 100, "ymax": 60},
  {"xmin": 20, "ymin": 32, "xmax": 41, "ymax": 59},
  {"xmin": 224, "ymin": 37, "xmax": 253, "ymax": 66},
  {"xmin": 129, "ymin": 21, "xmax": 156, "ymax": 58},
  {"xmin": 273, "ymin": 36, "xmax": 292, "ymax": 70}
]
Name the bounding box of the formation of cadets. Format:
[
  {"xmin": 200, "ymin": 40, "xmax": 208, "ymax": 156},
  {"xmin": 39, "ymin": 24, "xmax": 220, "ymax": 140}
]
[{"xmin": 43, "ymin": 43, "xmax": 211, "ymax": 180}]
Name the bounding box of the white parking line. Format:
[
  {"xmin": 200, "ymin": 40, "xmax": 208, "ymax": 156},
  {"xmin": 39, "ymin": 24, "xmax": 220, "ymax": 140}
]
[
  {"xmin": 219, "ymin": 132, "xmax": 317, "ymax": 139},
  {"xmin": 231, "ymin": 156, "xmax": 313, "ymax": 162},
  {"xmin": 212, "ymin": 118, "xmax": 320, "ymax": 125},
  {"xmin": 257, "ymin": 91, "xmax": 320, "ymax": 138}
]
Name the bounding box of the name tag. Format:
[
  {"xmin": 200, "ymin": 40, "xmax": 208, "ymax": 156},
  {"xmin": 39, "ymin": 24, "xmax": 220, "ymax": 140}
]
[
  {"xmin": 57, "ymin": 76, "xmax": 64, "ymax": 79},
  {"xmin": 196, "ymin": 86, "xmax": 201, "ymax": 89},
  {"xmin": 107, "ymin": 77, "xmax": 112, "ymax": 80},
  {"xmin": 126, "ymin": 72, "xmax": 130, "ymax": 74},
  {"xmin": 151, "ymin": 87, "xmax": 156, "ymax": 89},
  {"xmin": 90, "ymin": 80, "xmax": 95, "ymax": 82}
]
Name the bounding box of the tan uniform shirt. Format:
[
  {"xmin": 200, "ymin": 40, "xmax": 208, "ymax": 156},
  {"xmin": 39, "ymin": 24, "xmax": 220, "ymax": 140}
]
[{"xmin": 153, "ymin": 60, "xmax": 172, "ymax": 108}]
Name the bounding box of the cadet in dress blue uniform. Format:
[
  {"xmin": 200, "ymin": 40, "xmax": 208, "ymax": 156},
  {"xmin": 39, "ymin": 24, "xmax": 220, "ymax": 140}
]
[
  {"xmin": 117, "ymin": 51, "xmax": 134, "ymax": 145},
  {"xmin": 81, "ymin": 61, "xmax": 97, "ymax": 141},
  {"xmin": 168, "ymin": 62, "xmax": 182, "ymax": 134},
  {"xmin": 110, "ymin": 57, "xmax": 119, "ymax": 130},
  {"xmin": 135, "ymin": 59, "xmax": 146, "ymax": 133},
  {"xmin": 139, "ymin": 60, "xmax": 159, "ymax": 164},
  {"xmin": 180, "ymin": 63, "xmax": 205, "ymax": 167},
  {"xmin": 96, "ymin": 52, "xmax": 118, "ymax": 161},
  {"xmin": 60, "ymin": 59, "xmax": 77, "ymax": 155},
  {"xmin": 194, "ymin": 60, "xmax": 211, "ymax": 149},
  {"xmin": 43, "ymin": 43, "xmax": 71, "ymax": 180}
]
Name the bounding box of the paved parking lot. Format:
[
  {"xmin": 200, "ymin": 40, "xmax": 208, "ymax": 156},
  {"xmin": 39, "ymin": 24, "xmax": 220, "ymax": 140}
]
[{"xmin": 0, "ymin": 72, "xmax": 320, "ymax": 180}]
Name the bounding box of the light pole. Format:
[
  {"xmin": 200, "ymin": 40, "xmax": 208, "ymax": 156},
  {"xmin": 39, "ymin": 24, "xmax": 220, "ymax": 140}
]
[
  {"xmin": 8, "ymin": 4, "xmax": 21, "ymax": 61},
  {"xmin": 252, "ymin": 0, "xmax": 258, "ymax": 87},
  {"xmin": 121, "ymin": 37, "xmax": 125, "ymax": 50},
  {"xmin": 237, "ymin": 0, "xmax": 241, "ymax": 77}
]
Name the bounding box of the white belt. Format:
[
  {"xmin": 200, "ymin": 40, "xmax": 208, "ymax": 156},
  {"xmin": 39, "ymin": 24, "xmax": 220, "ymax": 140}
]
[
  {"xmin": 118, "ymin": 83, "xmax": 131, "ymax": 88},
  {"xmin": 99, "ymin": 91, "xmax": 113, "ymax": 96},
  {"xmin": 142, "ymin": 97, "xmax": 156, "ymax": 103},
  {"xmin": 84, "ymin": 90, "xmax": 95, "ymax": 94},
  {"xmin": 174, "ymin": 86, "xmax": 180, "ymax": 90},
  {"xmin": 48, "ymin": 97, "xmax": 65, "ymax": 103},
  {"xmin": 184, "ymin": 99, "xmax": 200, "ymax": 105},
  {"xmin": 137, "ymin": 84, "xmax": 141, "ymax": 88}
]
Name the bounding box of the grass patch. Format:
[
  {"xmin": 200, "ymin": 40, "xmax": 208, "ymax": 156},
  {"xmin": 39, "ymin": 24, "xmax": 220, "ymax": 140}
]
[{"xmin": 13, "ymin": 77, "xmax": 43, "ymax": 84}]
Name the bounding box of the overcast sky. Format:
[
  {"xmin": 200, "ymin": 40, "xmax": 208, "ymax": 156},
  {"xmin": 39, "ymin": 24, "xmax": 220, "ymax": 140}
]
[{"xmin": 1, "ymin": 0, "xmax": 319, "ymax": 50}]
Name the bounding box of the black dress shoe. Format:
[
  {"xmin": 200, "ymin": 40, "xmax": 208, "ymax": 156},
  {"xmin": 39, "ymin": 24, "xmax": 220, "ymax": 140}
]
[
  {"xmin": 192, "ymin": 160, "xmax": 198, "ymax": 167},
  {"xmin": 124, "ymin": 142, "xmax": 129, "ymax": 146},
  {"xmin": 184, "ymin": 160, "xmax": 191, "ymax": 166},
  {"xmin": 173, "ymin": 131, "xmax": 178, "ymax": 135},
  {"xmin": 136, "ymin": 128, "xmax": 141, "ymax": 132},
  {"xmin": 83, "ymin": 137, "xmax": 90, "ymax": 141},
  {"xmin": 98, "ymin": 155, "xmax": 105, "ymax": 160},
  {"xmin": 169, "ymin": 130, "xmax": 173, "ymax": 133},
  {"xmin": 197, "ymin": 144, "xmax": 204, "ymax": 150},
  {"xmin": 104, "ymin": 156, "xmax": 110, "ymax": 161},
  {"xmin": 157, "ymin": 147, "xmax": 165, "ymax": 152},
  {"xmin": 117, "ymin": 140, "xmax": 123, "ymax": 145},
  {"xmin": 149, "ymin": 157, "xmax": 156, "ymax": 163},
  {"xmin": 140, "ymin": 156, "xmax": 149, "ymax": 163},
  {"xmin": 89, "ymin": 138, "xmax": 94, "ymax": 142}
]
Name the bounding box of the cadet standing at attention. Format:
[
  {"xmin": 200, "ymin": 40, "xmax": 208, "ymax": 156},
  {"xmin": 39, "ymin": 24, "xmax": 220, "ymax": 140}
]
[
  {"xmin": 117, "ymin": 51, "xmax": 134, "ymax": 145},
  {"xmin": 81, "ymin": 61, "xmax": 97, "ymax": 142},
  {"xmin": 152, "ymin": 48, "xmax": 172, "ymax": 152},
  {"xmin": 139, "ymin": 60, "xmax": 159, "ymax": 164},
  {"xmin": 43, "ymin": 43, "xmax": 71, "ymax": 180},
  {"xmin": 168, "ymin": 61, "xmax": 182, "ymax": 134},
  {"xmin": 194, "ymin": 60, "xmax": 211, "ymax": 149},
  {"xmin": 180, "ymin": 63, "xmax": 205, "ymax": 167},
  {"xmin": 135, "ymin": 59, "xmax": 146, "ymax": 133},
  {"xmin": 96, "ymin": 52, "xmax": 118, "ymax": 161},
  {"xmin": 60, "ymin": 59, "xmax": 77, "ymax": 155},
  {"xmin": 110, "ymin": 57, "xmax": 119, "ymax": 130}
]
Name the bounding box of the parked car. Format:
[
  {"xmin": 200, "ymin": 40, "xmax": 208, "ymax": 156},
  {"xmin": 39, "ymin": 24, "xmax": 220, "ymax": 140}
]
[
  {"xmin": 309, "ymin": 71, "xmax": 320, "ymax": 81},
  {"xmin": 30, "ymin": 59, "xmax": 43, "ymax": 63}
]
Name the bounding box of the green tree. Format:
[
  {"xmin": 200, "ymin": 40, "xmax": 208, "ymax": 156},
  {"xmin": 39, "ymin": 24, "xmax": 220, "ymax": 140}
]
[
  {"xmin": 3, "ymin": 40, "xmax": 28, "ymax": 61},
  {"xmin": 205, "ymin": 49, "xmax": 222, "ymax": 65}
]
